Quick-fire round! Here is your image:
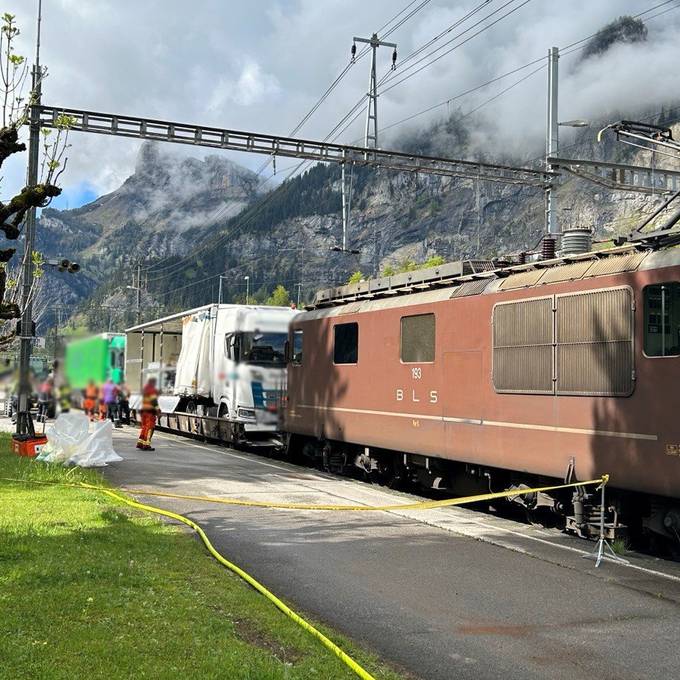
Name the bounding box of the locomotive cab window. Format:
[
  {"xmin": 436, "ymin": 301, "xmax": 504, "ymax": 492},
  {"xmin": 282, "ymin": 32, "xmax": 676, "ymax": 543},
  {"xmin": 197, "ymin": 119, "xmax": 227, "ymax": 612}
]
[
  {"xmin": 333, "ymin": 322, "xmax": 358, "ymax": 364},
  {"xmin": 644, "ymin": 283, "xmax": 680, "ymax": 357},
  {"xmin": 401, "ymin": 314, "xmax": 435, "ymax": 363},
  {"xmin": 291, "ymin": 329, "xmax": 303, "ymax": 364}
]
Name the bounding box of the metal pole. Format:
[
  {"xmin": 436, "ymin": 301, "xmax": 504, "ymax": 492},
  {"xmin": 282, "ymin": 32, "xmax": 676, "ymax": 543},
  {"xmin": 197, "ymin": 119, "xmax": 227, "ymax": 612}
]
[
  {"xmin": 296, "ymin": 282, "xmax": 302, "ymax": 309},
  {"xmin": 353, "ymin": 33, "xmax": 396, "ymax": 153},
  {"xmin": 365, "ymin": 34, "xmax": 378, "ymax": 149},
  {"xmin": 16, "ymin": 1, "xmax": 43, "ymax": 437},
  {"xmin": 545, "ymin": 46, "xmax": 559, "ymax": 237},
  {"xmin": 245, "ymin": 277, "xmax": 250, "ymax": 305},
  {"xmin": 341, "ymin": 162, "xmax": 348, "ymax": 251},
  {"xmin": 135, "ymin": 263, "xmax": 141, "ymax": 325},
  {"xmin": 218, "ymin": 275, "xmax": 223, "ymax": 305}
]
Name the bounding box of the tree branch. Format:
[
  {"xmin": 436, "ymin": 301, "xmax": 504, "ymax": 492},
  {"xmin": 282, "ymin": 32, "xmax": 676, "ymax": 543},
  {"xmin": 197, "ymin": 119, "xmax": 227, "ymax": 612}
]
[
  {"xmin": 0, "ymin": 183, "xmax": 61, "ymax": 238},
  {"xmin": 0, "ymin": 124, "xmax": 24, "ymax": 165}
]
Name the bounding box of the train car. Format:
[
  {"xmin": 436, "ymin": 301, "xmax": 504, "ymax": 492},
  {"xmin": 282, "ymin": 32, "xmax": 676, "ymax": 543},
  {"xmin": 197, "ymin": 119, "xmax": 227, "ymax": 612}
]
[
  {"xmin": 64, "ymin": 333, "xmax": 126, "ymax": 390},
  {"xmin": 283, "ymin": 245, "xmax": 680, "ymax": 545},
  {"xmin": 126, "ymin": 303, "xmax": 298, "ymax": 443}
]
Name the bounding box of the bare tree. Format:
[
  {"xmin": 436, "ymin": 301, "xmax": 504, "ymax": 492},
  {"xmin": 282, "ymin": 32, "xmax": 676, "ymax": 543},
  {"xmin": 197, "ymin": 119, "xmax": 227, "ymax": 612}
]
[{"xmin": 0, "ymin": 13, "xmax": 72, "ymax": 345}]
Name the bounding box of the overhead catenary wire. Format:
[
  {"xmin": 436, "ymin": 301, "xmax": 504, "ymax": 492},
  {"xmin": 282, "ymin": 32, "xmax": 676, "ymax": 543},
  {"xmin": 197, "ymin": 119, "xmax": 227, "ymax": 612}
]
[
  {"xmin": 146, "ymin": 2, "xmax": 524, "ymax": 280},
  {"xmin": 143, "ymin": 0, "xmax": 680, "ymax": 285},
  {"xmin": 253, "ymin": 0, "xmax": 432, "ymax": 177},
  {"xmin": 346, "ymin": 0, "xmax": 680, "ymax": 144},
  {"xmin": 378, "ymin": 0, "xmax": 535, "ymax": 95},
  {"xmin": 285, "ymin": 0, "xmax": 535, "ymax": 181},
  {"xmin": 145, "ymin": 0, "xmax": 434, "ymax": 278}
]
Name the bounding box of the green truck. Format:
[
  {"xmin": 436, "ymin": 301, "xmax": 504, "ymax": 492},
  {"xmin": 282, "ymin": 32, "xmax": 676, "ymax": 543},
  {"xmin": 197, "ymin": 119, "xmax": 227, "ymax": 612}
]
[{"xmin": 64, "ymin": 333, "xmax": 126, "ymax": 389}]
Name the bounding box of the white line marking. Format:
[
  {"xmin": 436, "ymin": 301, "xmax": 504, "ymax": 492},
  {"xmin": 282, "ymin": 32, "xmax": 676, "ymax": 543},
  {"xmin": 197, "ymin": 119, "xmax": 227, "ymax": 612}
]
[{"xmin": 298, "ymin": 404, "xmax": 658, "ymax": 441}]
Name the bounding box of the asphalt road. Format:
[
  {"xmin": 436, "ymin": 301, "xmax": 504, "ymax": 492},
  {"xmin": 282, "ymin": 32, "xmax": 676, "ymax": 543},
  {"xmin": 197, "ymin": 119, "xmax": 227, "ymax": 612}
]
[{"xmin": 104, "ymin": 427, "xmax": 680, "ymax": 680}]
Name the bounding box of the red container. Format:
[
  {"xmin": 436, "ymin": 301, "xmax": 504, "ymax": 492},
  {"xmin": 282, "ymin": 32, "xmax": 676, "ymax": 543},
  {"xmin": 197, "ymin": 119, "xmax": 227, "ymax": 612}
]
[{"xmin": 11, "ymin": 434, "xmax": 48, "ymax": 458}]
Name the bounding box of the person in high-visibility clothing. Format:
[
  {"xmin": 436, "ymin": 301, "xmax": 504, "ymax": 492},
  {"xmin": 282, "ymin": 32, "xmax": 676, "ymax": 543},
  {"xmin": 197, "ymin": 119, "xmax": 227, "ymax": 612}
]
[
  {"xmin": 137, "ymin": 377, "xmax": 161, "ymax": 451},
  {"xmin": 58, "ymin": 380, "xmax": 72, "ymax": 414},
  {"xmin": 83, "ymin": 380, "xmax": 98, "ymax": 421}
]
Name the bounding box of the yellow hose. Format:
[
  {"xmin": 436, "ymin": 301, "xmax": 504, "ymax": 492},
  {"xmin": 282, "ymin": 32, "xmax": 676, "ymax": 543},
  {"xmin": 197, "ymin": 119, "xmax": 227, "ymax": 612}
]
[
  {"xmin": 4, "ymin": 477, "xmax": 376, "ymax": 680},
  {"xmin": 100, "ymin": 488, "xmax": 378, "ymax": 680}
]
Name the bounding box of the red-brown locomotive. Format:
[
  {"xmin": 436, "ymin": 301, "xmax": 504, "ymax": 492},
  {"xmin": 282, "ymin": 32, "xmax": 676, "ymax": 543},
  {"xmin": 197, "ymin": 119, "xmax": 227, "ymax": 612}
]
[{"xmin": 283, "ymin": 244, "xmax": 680, "ymax": 544}]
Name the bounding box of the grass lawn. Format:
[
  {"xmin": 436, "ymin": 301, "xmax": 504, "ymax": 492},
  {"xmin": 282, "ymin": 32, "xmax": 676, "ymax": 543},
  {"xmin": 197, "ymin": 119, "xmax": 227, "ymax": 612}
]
[{"xmin": 0, "ymin": 434, "xmax": 405, "ymax": 680}]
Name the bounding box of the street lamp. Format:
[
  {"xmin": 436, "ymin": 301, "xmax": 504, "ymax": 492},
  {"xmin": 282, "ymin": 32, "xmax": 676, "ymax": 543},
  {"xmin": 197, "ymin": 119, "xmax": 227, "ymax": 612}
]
[{"xmin": 244, "ymin": 276, "xmax": 250, "ymax": 305}]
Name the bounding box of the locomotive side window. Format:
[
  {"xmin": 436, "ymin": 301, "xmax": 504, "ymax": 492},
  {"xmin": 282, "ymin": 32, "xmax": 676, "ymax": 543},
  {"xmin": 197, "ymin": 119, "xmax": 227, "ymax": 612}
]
[
  {"xmin": 492, "ymin": 297, "xmax": 553, "ymax": 393},
  {"xmin": 644, "ymin": 283, "xmax": 680, "ymax": 357},
  {"xmin": 401, "ymin": 314, "xmax": 435, "ymax": 363},
  {"xmin": 333, "ymin": 322, "xmax": 358, "ymax": 364},
  {"xmin": 292, "ymin": 329, "xmax": 303, "ymax": 364}
]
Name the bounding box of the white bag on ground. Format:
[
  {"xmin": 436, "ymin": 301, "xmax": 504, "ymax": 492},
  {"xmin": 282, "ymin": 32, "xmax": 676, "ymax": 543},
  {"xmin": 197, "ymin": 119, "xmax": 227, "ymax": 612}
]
[
  {"xmin": 38, "ymin": 412, "xmax": 123, "ymax": 467},
  {"xmin": 38, "ymin": 412, "xmax": 90, "ymax": 463}
]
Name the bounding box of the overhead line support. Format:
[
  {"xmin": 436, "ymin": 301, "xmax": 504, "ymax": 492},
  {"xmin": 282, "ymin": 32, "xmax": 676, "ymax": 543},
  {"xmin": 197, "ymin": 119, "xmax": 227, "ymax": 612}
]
[{"xmin": 37, "ymin": 105, "xmax": 553, "ymax": 187}]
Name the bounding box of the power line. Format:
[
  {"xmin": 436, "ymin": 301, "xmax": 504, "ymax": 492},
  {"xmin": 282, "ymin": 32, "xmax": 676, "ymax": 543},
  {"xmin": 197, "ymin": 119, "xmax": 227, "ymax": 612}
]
[
  {"xmin": 145, "ymin": 0, "xmax": 433, "ymax": 277},
  {"xmin": 354, "ymin": 0, "xmax": 680, "ymax": 142},
  {"xmin": 394, "ymin": 0, "xmax": 495, "ymax": 69},
  {"xmin": 253, "ymin": 0, "xmax": 431, "ymax": 177},
  {"xmin": 379, "ymin": 0, "xmax": 534, "ymax": 95}
]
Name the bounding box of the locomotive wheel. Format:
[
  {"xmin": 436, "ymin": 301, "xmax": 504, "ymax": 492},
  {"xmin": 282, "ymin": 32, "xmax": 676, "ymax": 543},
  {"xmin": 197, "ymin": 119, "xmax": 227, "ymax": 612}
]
[{"xmin": 372, "ymin": 459, "xmax": 405, "ymax": 490}]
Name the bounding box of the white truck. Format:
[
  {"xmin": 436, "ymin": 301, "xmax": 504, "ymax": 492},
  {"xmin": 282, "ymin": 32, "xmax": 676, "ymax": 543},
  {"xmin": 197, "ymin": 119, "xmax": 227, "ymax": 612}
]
[{"xmin": 125, "ymin": 303, "xmax": 297, "ymax": 442}]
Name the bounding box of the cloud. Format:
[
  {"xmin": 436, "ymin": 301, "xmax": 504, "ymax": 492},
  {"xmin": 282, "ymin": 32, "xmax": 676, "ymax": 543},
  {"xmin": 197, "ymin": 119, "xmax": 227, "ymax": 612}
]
[
  {"xmin": 2, "ymin": 0, "xmax": 679, "ymax": 205},
  {"xmin": 208, "ymin": 60, "xmax": 281, "ymax": 111}
]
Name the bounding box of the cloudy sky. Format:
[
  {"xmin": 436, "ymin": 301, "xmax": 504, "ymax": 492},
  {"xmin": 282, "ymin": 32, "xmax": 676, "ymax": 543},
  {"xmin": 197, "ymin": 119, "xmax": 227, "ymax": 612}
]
[{"xmin": 5, "ymin": 0, "xmax": 680, "ymax": 208}]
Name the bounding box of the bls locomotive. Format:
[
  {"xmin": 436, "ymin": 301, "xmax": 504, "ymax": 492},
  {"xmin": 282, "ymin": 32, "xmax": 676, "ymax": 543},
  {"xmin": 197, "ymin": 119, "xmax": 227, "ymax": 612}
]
[{"xmin": 283, "ymin": 244, "xmax": 680, "ymax": 545}]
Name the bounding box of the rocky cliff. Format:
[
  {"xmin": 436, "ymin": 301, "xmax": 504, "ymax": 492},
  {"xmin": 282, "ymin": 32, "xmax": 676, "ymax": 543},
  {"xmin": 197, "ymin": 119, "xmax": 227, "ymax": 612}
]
[{"xmin": 39, "ymin": 108, "xmax": 680, "ymax": 333}]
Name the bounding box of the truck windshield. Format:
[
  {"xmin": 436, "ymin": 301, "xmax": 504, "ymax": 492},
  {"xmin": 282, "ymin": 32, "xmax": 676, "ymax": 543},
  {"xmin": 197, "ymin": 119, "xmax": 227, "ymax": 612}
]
[{"xmin": 240, "ymin": 332, "xmax": 287, "ymax": 366}]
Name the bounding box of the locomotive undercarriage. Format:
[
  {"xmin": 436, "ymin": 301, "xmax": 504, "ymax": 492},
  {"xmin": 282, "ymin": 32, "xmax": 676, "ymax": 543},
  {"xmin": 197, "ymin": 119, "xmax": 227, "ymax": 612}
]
[{"xmin": 288, "ymin": 435, "xmax": 680, "ymax": 549}]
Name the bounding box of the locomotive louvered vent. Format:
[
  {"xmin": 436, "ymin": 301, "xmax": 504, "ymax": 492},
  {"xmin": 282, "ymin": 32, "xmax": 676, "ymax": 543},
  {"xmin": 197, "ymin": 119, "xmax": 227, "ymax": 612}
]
[
  {"xmin": 492, "ymin": 297, "xmax": 553, "ymax": 393},
  {"xmin": 556, "ymin": 288, "xmax": 634, "ymax": 396},
  {"xmin": 492, "ymin": 287, "xmax": 634, "ymax": 396}
]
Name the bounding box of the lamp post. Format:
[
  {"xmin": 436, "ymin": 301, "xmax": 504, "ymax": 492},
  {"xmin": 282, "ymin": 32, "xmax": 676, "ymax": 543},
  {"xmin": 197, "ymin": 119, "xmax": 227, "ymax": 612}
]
[{"xmin": 544, "ymin": 45, "xmax": 590, "ymax": 247}]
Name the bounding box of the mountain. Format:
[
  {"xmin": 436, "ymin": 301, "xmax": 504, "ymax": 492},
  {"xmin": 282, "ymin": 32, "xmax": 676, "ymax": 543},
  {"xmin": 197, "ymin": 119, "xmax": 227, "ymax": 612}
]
[
  {"xmin": 38, "ymin": 108, "xmax": 680, "ymax": 335},
  {"xmin": 35, "ymin": 143, "xmax": 263, "ymax": 330}
]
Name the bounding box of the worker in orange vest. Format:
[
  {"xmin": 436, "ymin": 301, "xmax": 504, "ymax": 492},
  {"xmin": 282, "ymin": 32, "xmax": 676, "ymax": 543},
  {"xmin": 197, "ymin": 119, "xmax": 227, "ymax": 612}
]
[
  {"xmin": 137, "ymin": 377, "xmax": 161, "ymax": 451},
  {"xmin": 83, "ymin": 380, "xmax": 98, "ymax": 421}
]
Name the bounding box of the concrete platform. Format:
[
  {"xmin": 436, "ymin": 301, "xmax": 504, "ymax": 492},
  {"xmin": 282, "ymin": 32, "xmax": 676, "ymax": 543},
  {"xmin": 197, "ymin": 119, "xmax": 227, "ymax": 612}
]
[{"xmin": 94, "ymin": 426, "xmax": 680, "ymax": 679}]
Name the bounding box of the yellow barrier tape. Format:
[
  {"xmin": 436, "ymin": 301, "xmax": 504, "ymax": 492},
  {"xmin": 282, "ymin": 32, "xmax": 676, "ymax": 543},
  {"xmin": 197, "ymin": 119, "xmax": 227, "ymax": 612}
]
[
  {"xmin": 1, "ymin": 475, "xmax": 608, "ymax": 512},
  {"xmin": 118, "ymin": 476, "xmax": 608, "ymax": 512},
  {"xmin": 3, "ymin": 477, "xmax": 376, "ymax": 680}
]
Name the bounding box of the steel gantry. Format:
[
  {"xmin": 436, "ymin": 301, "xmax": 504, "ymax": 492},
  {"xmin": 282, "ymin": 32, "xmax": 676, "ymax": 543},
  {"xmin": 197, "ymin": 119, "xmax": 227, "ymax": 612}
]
[
  {"xmin": 37, "ymin": 105, "xmax": 554, "ymax": 187},
  {"xmin": 547, "ymin": 156, "xmax": 680, "ymax": 195}
]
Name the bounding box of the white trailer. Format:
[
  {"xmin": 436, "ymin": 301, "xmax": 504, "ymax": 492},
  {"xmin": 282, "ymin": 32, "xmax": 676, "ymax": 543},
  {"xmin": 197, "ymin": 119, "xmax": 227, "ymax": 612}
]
[{"xmin": 125, "ymin": 304, "xmax": 297, "ymax": 442}]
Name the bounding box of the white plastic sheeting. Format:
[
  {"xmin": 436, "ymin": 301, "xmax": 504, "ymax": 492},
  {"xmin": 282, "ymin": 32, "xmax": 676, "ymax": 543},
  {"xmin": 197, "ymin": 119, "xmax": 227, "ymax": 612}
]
[
  {"xmin": 174, "ymin": 309, "xmax": 213, "ymax": 397},
  {"xmin": 37, "ymin": 412, "xmax": 123, "ymax": 467}
]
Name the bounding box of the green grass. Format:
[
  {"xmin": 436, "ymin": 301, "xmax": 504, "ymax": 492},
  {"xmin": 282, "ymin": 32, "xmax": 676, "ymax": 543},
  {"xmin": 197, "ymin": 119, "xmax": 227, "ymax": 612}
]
[{"xmin": 0, "ymin": 435, "xmax": 405, "ymax": 680}]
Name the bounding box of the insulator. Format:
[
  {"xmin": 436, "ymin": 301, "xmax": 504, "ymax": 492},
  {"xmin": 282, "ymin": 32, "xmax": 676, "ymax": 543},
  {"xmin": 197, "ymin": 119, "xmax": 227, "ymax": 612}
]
[
  {"xmin": 351, "ymin": 43, "xmax": 356, "ymax": 62},
  {"xmin": 392, "ymin": 48, "xmax": 397, "ymax": 70},
  {"xmin": 541, "ymin": 235, "xmax": 556, "ymax": 260}
]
